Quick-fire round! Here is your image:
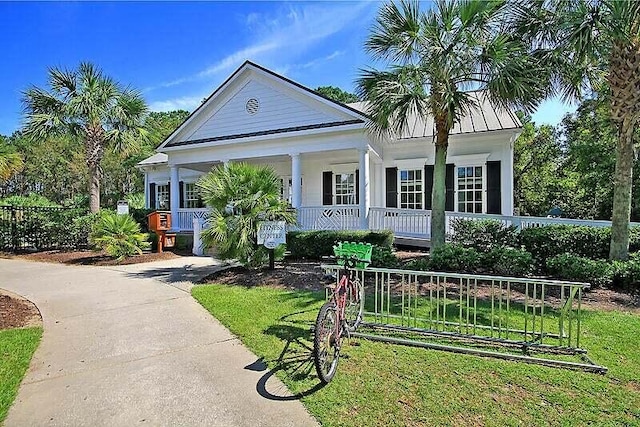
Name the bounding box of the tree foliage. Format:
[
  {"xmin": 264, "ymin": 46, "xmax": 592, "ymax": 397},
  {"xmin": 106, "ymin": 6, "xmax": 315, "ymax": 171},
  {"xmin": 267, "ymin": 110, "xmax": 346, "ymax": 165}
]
[
  {"xmin": 357, "ymin": 0, "xmax": 548, "ymax": 249},
  {"xmin": 314, "ymin": 86, "xmax": 359, "ymax": 104},
  {"xmin": 21, "ymin": 62, "xmax": 149, "ymax": 213},
  {"xmin": 197, "ymin": 162, "xmax": 296, "ymax": 269}
]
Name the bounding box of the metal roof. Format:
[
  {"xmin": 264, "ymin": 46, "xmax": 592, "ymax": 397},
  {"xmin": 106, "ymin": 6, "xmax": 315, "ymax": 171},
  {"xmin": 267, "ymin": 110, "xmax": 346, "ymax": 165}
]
[{"xmin": 347, "ymin": 92, "xmax": 522, "ymax": 140}]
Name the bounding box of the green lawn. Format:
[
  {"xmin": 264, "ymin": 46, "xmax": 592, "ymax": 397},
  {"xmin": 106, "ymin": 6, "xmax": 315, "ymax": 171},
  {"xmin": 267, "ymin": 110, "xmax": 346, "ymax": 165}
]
[
  {"xmin": 193, "ymin": 284, "xmax": 640, "ymax": 426},
  {"xmin": 0, "ymin": 327, "xmax": 42, "ymax": 424}
]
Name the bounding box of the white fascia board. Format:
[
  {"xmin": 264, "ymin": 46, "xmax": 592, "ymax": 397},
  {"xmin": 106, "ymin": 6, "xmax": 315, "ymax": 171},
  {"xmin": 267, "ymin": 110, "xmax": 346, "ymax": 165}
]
[
  {"xmin": 165, "ymin": 131, "xmax": 368, "ymax": 166},
  {"xmin": 159, "ymin": 122, "xmax": 366, "ymax": 153}
]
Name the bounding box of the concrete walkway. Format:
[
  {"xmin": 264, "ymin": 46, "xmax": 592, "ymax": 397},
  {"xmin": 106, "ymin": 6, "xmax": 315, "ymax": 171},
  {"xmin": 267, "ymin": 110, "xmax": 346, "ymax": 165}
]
[{"xmin": 0, "ymin": 258, "xmax": 318, "ymax": 427}]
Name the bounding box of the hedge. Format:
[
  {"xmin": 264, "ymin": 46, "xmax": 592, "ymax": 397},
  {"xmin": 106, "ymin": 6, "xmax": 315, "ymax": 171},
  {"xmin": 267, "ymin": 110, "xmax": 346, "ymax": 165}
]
[{"xmin": 286, "ymin": 230, "xmax": 394, "ymax": 259}]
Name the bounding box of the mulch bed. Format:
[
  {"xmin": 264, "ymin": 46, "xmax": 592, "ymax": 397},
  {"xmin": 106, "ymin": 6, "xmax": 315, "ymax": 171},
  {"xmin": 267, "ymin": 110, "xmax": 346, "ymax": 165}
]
[
  {"xmin": 201, "ymin": 258, "xmax": 640, "ymax": 313},
  {"xmin": 2, "ymin": 250, "xmax": 181, "ymax": 266},
  {"xmin": 0, "ymin": 290, "xmax": 42, "ymax": 330}
]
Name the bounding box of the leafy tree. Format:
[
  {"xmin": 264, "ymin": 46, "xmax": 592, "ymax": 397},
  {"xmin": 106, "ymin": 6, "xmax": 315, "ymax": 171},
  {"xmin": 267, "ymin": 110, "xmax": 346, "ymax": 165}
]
[
  {"xmin": 513, "ymin": 116, "xmax": 564, "ymax": 216},
  {"xmin": 0, "ymin": 135, "xmax": 24, "ymax": 182},
  {"xmin": 315, "ymin": 86, "xmax": 359, "ymax": 104},
  {"xmin": 513, "ymin": 0, "xmax": 640, "ymax": 259},
  {"xmin": 356, "ymin": 0, "xmax": 547, "ymax": 248},
  {"xmin": 22, "ymin": 62, "xmax": 148, "ymax": 213},
  {"xmin": 197, "ymin": 162, "xmax": 296, "ymax": 269}
]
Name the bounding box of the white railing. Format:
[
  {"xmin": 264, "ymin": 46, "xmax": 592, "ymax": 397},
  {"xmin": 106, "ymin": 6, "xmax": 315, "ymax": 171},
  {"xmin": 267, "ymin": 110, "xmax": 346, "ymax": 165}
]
[
  {"xmin": 176, "ymin": 206, "xmax": 639, "ymax": 238},
  {"xmin": 296, "ymin": 206, "xmax": 361, "ymax": 231},
  {"xmin": 176, "ymin": 208, "xmax": 209, "ymax": 231},
  {"xmin": 369, "ymin": 207, "xmax": 430, "ymax": 237}
]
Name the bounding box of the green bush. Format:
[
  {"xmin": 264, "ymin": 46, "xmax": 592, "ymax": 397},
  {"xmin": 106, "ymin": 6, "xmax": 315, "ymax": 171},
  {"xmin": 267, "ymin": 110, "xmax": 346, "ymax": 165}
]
[
  {"xmin": 370, "ymin": 245, "xmax": 399, "ymax": 268},
  {"xmin": 610, "ymin": 253, "xmax": 640, "ymax": 290},
  {"xmin": 403, "ymin": 257, "xmax": 431, "ymax": 271},
  {"xmin": 546, "ymin": 253, "xmax": 613, "ymax": 288},
  {"xmin": 451, "ymin": 219, "xmax": 519, "ymax": 251},
  {"xmin": 428, "ymin": 244, "xmax": 482, "ymax": 273},
  {"xmin": 91, "ymin": 212, "xmax": 150, "ymax": 261},
  {"xmin": 0, "ymin": 194, "xmax": 59, "ymax": 207},
  {"xmin": 484, "ymin": 247, "xmax": 533, "ymax": 277},
  {"xmin": 286, "ymin": 230, "xmax": 394, "ymax": 259},
  {"xmin": 129, "ymin": 208, "xmax": 155, "ymax": 232}
]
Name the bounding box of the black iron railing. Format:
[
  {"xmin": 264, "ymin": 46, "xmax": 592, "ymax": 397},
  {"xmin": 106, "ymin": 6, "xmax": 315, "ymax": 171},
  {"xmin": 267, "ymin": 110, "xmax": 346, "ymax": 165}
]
[{"xmin": 0, "ymin": 205, "xmax": 90, "ymax": 253}]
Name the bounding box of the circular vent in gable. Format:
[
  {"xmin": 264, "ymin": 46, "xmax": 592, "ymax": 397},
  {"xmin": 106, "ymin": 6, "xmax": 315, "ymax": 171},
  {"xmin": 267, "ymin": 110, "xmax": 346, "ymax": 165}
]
[{"xmin": 246, "ymin": 98, "xmax": 260, "ymax": 115}]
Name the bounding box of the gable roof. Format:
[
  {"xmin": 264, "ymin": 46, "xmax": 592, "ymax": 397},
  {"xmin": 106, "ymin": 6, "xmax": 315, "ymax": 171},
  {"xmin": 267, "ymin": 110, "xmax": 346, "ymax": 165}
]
[
  {"xmin": 348, "ymin": 92, "xmax": 521, "ymax": 140},
  {"xmin": 156, "ymin": 61, "xmax": 368, "ymax": 151}
]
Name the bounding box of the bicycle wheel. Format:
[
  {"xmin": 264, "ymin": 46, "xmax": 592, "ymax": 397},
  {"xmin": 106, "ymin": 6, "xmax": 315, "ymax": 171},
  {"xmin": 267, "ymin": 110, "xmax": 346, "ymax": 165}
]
[
  {"xmin": 344, "ymin": 278, "xmax": 364, "ymax": 332},
  {"xmin": 313, "ymin": 302, "xmax": 340, "ymax": 383}
]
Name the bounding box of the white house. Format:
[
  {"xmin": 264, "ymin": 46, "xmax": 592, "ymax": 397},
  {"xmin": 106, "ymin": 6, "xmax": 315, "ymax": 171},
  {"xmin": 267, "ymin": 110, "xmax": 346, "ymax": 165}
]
[{"xmin": 137, "ymin": 61, "xmax": 522, "ymax": 241}]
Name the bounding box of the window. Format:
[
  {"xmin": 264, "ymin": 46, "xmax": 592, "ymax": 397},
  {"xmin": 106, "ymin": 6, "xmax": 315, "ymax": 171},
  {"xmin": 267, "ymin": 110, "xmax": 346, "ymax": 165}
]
[
  {"xmin": 156, "ymin": 184, "xmax": 169, "ymax": 209},
  {"xmin": 280, "ymin": 176, "xmax": 293, "ymax": 204},
  {"xmin": 183, "ymin": 183, "xmax": 200, "ymax": 208},
  {"xmin": 457, "ymin": 166, "xmax": 484, "ymax": 213},
  {"xmin": 335, "ymin": 173, "xmax": 355, "ymax": 205},
  {"xmin": 399, "ymin": 169, "xmax": 423, "ymax": 209}
]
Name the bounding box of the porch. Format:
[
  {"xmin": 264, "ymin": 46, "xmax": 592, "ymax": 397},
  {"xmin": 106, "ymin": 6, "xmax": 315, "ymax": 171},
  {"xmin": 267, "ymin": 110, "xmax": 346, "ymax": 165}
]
[{"xmin": 176, "ymin": 206, "xmax": 639, "ymax": 242}]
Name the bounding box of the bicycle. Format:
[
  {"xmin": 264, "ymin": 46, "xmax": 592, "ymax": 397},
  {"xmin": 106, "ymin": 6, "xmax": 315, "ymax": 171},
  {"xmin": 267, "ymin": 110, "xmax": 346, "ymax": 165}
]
[{"xmin": 313, "ymin": 242, "xmax": 372, "ymax": 383}]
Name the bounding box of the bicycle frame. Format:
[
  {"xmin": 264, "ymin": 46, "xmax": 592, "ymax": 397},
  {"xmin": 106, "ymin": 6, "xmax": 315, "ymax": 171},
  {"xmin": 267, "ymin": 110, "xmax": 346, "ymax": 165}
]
[{"xmin": 329, "ymin": 267, "xmax": 358, "ymax": 343}]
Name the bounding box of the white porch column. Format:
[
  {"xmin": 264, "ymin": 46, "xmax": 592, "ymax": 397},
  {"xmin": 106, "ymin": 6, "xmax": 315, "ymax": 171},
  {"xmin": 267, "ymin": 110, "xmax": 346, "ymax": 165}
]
[
  {"xmin": 375, "ymin": 162, "xmax": 384, "ymax": 208},
  {"xmin": 359, "ymin": 148, "xmax": 370, "ymax": 229},
  {"xmin": 170, "ymin": 165, "xmax": 180, "ymax": 230},
  {"xmin": 143, "ymin": 171, "xmax": 150, "ymax": 209},
  {"xmin": 291, "ymin": 153, "xmax": 302, "ymax": 208}
]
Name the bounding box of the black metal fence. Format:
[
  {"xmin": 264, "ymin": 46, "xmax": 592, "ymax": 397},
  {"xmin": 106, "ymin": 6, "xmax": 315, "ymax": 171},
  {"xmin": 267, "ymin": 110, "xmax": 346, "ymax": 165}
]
[{"xmin": 0, "ymin": 205, "xmax": 91, "ymax": 253}]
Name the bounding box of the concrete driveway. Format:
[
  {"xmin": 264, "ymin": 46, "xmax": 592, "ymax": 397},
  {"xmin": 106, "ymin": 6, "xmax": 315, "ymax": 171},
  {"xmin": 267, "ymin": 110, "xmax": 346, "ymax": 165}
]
[{"xmin": 0, "ymin": 258, "xmax": 318, "ymax": 427}]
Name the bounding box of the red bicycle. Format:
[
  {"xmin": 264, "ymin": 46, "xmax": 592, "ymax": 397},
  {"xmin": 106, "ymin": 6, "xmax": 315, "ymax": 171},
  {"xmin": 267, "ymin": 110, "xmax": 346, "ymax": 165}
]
[{"xmin": 313, "ymin": 243, "xmax": 371, "ymax": 383}]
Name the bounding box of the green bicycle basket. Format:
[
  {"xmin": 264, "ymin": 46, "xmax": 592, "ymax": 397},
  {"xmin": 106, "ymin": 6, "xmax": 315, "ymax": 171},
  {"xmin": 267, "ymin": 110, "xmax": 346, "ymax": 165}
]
[{"xmin": 333, "ymin": 241, "xmax": 373, "ymax": 269}]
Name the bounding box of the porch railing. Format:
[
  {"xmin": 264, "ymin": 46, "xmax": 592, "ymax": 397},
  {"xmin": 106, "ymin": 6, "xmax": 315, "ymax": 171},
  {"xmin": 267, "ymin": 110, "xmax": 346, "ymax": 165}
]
[
  {"xmin": 323, "ymin": 264, "xmax": 607, "ymax": 373},
  {"xmin": 176, "ymin": 208, "xmax": 209, "ymax": 231},
  {"xmin": 296, "ymin": 206, "xmax": 361, "ymax": 231},
  {"xmin": 176, "ymin": 206, "xmax": 639, "ymax": 236}
]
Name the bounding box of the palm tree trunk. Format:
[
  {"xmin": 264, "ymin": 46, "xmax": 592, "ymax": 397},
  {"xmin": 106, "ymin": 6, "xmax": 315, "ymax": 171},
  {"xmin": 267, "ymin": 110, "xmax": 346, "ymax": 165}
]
[
  {"xmin": 85, "ymin": 125, "xmax": 105, "ymax": 214},
  {"xmin": 609, "ymin": 116, "xmax": 635, "ymax": 260},
  {"xmin": 431, "ymin": 117, "xmax": 450, "ymax": 249},
  {"xmin": 88, "ymin": 163, "xmax": 100, "ymax": 213}
]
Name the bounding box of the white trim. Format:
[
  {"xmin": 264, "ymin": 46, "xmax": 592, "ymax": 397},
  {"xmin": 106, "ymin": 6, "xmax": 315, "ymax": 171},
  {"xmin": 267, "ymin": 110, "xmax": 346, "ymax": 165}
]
[
  {"xmin": 330, "ymin": 162, "xmax": 358, "ymax": 174},
  {"xmin": 448, "ymin": 153, "xmax": 490, "ymax": 164},
  {"xmin": 394, "ymin": 159, "xmax": 427, "ymax": 169}
]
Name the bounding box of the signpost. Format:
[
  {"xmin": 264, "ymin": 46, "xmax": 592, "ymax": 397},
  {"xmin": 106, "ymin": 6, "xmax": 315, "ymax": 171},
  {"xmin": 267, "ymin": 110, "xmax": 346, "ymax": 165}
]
[
  {"xmin": 116, "ymin": 200, "xmax": 129, "ymax": 215},
  {"xmin": 257, "ymin": 221, "xmax": 286, "ymax": 269}
]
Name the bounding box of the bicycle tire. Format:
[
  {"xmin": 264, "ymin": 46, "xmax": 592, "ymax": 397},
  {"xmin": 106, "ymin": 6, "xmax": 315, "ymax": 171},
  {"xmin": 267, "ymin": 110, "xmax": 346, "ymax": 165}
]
[
  {"xmin": 344, "ymin": 278, "xmax": 364, "ymax": 332},
  {"xmin": 313, "ymin": 302, "xmax": 340, "ymax": 383}
]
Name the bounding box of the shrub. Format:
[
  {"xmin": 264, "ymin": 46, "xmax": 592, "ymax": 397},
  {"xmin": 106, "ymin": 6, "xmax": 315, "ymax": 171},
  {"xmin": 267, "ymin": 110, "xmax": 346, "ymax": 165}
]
[
  {"xmin": 428, "ymin": 244, "xmax": 482, "ymax": 273},
  {"xmin": 546, "ymin": 253, "xmax": 613, "ymax": 288},
  {"xmin": 91, "ymin": 212, "xmax": 150, "ymax": 261},
  {"xmin": 403, "ymin": 257, "xmax": 431, "ymax": 271},
  {"xmin": 0, "ymin": 194, "xmax": 59, "ymax": 207},
  {"xmin": 451, "ymin": 219, "xmax": 519, "ymax": 251},
  {"xmin": 286, "ymin": 230, "xmax": 394, "ymax": 259},
  {"xmin": 484, "ymin": 247, "xmax": 533, "ymax": 277},
  {"xmin": 519, "ymin": 225, "xmax": 614, "ymax": 269},
  {"xmin": 370, "ymin": 245, "xmax": 399, "ymax": 268},
  {"xmin": 130, "ymin": 208, "xmax": 155, "ymax": 232},
  {"xmin": 610, "ymin": 253, "xmax": 640, "ymax": 290}
]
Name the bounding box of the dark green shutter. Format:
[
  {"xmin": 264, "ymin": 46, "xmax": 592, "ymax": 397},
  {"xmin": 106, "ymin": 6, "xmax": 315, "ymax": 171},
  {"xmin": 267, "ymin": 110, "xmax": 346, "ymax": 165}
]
[
  {"xmin": 445, "ymin": 164, "xmax": 455, "ymax": 212},
  {"xmin": 487, "ymin": 161, "xmax": 502, "ymax": 214},
  {"xmin": 322, "ymin": 171, "xmax": 333, "ymax": 205},
  {"xmin": 149, "ymin": 183, "xmax": 156, "ymax": 209},
  {"xmin": 424, "ymin": 165, "xmax": 434, "ymax": 210},
  {"xmin": 385, "ymin": 167, "xmax": 398, "ymax": 208},
  {"xmin": 179, "ymin": 181, "xmax": 185, "ymax": 208}
]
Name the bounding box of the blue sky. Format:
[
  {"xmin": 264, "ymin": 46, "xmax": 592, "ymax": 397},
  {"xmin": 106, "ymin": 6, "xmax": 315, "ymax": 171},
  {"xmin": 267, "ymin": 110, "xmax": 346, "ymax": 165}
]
[{"xmin": 0, "ymin": 1, "xmax": 574, "ymax": 136}]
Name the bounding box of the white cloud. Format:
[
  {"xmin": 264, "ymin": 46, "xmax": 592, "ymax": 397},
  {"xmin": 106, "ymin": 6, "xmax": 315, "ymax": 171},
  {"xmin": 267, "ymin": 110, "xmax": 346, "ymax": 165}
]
[
  {"xmin": 150, "ymin": 2, "xmax": 374, "ymax": 91},
  {"xmin": 148, "ymin": 95, "xmax": 204, "ymax": 112}
]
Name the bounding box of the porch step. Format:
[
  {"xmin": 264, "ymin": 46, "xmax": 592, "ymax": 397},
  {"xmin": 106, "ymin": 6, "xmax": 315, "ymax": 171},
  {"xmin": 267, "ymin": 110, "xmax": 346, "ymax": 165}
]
[{"xmin": 394, "ymin": 236, "xmax": 431, "ymax": 248}]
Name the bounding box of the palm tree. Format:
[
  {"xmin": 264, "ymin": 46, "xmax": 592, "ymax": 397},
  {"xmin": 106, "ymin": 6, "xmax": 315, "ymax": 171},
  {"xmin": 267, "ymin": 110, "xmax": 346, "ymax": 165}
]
[
  {"xmin": 0, "ymin": 139, "xmax": 24, "ymax": 182},
  {"xmin": 22, "ymin": 62, "xmax": 148, "ymax": 213},
  {"xmin": 512, "ymin": 0, "xmax": 640, "ymax": 260},
  {"xmin": 197, "ymin": 162, "xmax": 296, "ymax": 269},
  {"xmin": 356, "ymin": 0, "xmax": 548, "ymax": 249}
]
